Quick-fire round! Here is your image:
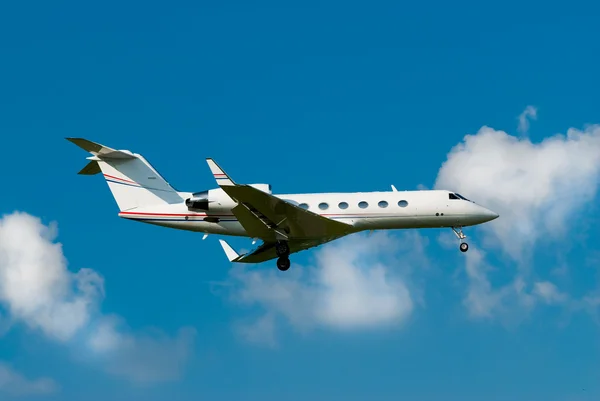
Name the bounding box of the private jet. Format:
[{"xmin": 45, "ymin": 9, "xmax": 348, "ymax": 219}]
[{"xmin": 67, "ymin": 138, "xmax": 499, "ymax": 271}]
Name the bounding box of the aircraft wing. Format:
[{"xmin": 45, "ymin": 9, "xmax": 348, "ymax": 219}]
[
  {"xmin": 218, "ymin": 235, "xmax": 345, "ymax": 263},
  {"xmin": 206, "ymin": 159, "xmax": 353, "ymax": 241}
]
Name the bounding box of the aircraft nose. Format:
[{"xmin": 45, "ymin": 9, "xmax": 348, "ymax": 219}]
[{"xmin": 480, "ymin": 207, "xmax": 499, "ymax": 222}]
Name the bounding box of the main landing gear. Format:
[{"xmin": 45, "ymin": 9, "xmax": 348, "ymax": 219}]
[
  {"xmin": 275, "ymin": 240, "xmax": 290, "ymax": 271},
  {"xmin": 452, "ymin": 226, "xmax": 469, "ymax": 253}
]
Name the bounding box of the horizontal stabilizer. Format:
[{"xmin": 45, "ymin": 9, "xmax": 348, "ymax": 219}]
[
  {"xmin": 77, "ymin": 160, "xmax": 101, "ymax": 175},
  {"xmin": 66, "ymin": 138, "xmax": 136, "ymax": 159},
  {"xmin": 219, "ymin": 239, "xmax": 241, "ymax": 262}
]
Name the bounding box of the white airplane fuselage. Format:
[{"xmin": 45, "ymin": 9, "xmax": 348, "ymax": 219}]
[
  {"xmin": 67, "ymin": 137, "xmax": 499, "ymax": 270},
  {"xmin": 118, "ymin": 188, "xmax": 498, "ymax": 237}
]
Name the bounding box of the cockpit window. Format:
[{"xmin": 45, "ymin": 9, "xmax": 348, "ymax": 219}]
[
  {"xmin": 455, "ymin": 193, "xmax": 471, "ymax": 201},
  {"xmin": 449, "ymin": 193, "xmax": 473, "ymax": 202}
]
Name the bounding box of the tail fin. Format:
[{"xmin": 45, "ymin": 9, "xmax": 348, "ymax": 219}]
[{"xmin": 67, "ymin": 138, "xmax": 183, "ymax": 211}]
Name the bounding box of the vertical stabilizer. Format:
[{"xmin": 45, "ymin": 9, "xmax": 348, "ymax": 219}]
[{"xmin": 67, "ymin": 138, "xmax": 183, "ymax": 211}]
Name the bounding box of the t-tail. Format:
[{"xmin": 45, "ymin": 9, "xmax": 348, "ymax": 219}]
[{"xmin": 66, "ymin": 138, "xmax": 183, "ymax": 211}]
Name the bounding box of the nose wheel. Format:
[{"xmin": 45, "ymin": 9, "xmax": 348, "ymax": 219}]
[{"xmin": 452, "ymin": 226, "xmax": 469, "ymax": 253}]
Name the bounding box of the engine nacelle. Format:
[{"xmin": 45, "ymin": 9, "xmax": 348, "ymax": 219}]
[
  {"xmin": 185, "ymin": 184, "xmax": 272, "ymax": 213},
  {"xmin": 185, "ymin": 190, "xmax": 210, "ymax": 211}
]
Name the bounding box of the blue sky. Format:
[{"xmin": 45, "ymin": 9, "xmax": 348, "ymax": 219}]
[{"xmin": 1, "ymin": 1, "xmax": 600, "ymax": 400}]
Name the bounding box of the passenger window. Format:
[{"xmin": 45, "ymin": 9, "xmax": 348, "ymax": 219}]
[
  {"xmin": 449, "ymin": 193, "xmax": 459, "ymax": 200},
  {"xmin": 358, "ymin": 201, "xmax": 368, "ymax": 209},
  {"xmin": 378, "ymin": 200, "xmax": 388, "ymax": 208},
  {"xmin": 398, "ymin": 200, "xmax": 408, "ymax": 207},
  {"xmin": 318, "ymin": 202, "xmax": 329, "ymax": 210},
  {"xmin": 299, "ymin": 203, "xmax": 309, "ymax": 209},
  {"xmin": 338, "ymin": 202, "xmax": 349, "ymax": 209}
]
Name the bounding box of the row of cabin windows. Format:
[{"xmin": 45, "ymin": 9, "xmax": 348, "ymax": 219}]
[{"xmin": 298, "ymin": 200, "xmax": 409, "ymax": 211}]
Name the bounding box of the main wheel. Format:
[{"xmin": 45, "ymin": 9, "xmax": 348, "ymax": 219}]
[
  {"xmin": 276, "ymin": 257, "xmax": 290, "ymax": 271},
  {"xmin": 275, "ymin": 241, "xmax": 290, "ymax": 257},
  {"xmin": 459, "ymin": 242, "xmax": 469, "ymax": 252}
]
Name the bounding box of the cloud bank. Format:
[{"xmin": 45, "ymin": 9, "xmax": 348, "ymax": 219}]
[
  {"xmin": 435, "ymin": 123, "xmax": 600, "ymax": 260},
  {"xmin": 88, "ymin": 316, "xmax": 196, "ymax": 384},
  {"xmin": 461, "ymin": 248, "xmax": 567, "ymax": 322},
  {"xmin": 0, "ymin": 212, "xmax": 195, "ymax": 386},
  {"xmin": 435, "ymin": 114, "xmax": 600, "ymax": 320},
  {"xmin": 228, "ymin": 232, "xmax": 426, "ymax": 345},
  {"xmin": 0, "ymin": 363, "xmax": 57, "ymax": 396},
  {"xmin": 0, "ymin": 213, "xmax": 103, "ymax": 341}
]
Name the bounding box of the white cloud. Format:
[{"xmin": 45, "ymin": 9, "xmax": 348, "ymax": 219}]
[
  {"xmin": 461, "ymin": 248, "xmax": 565, "ymax": 322},
  {"xmin": 229, "ymin": 231, "xmax": 421, "ymax": 344},
  {"xmin": 533, "ymin": 281, "xmax": 568, "ymax": 305},
  {"xmin": 435, "ymin": 122, "xmax": 600, "ymax": 319},
  {"xmin": 235, "ymin": 314, "xmax": 278, "ymax": 348},
  {"xmin": 0, "ymin": 212, "xmax": 103, "ymax": 341},
  {"xmin": 571, "ymin": 294, "xmax": 600, "ymax": 323},
  {"xmin": 87, "ymin": 316, "xmax": 196, "ymax": 384},
  {"xmin": 0, "ymin": 363, "xmax": 58, "ymax": 396},
  {"xmin": 313, "ymin": 235, "xmax": 414, "ymax": 328},
  {"xmin": 462, "ymin": 248, "xmax": 531, "ymax": 320},
  {"xmin": 0, "ymin": 212, "xmax": 195, "ymax": 384},
  {"xmin": 517, "ymin": 105, "xmax": 538, "ymax": 134},
  {"xmin": 435, "ymin": 124, "xmax": 600, "ymax": 260}
]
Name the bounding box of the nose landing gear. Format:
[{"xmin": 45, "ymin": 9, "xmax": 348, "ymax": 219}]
[{"xmin": 452, "ymin": 226, "xmax": 469, "ymax": 253}]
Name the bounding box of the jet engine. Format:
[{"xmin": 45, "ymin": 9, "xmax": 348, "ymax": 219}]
[
  {"xmin": 185, "ymin": 184, "xmax": 272, "ymax": 213},
  {"xmin": 185, "ymin": 190, "xmax": 210, "ymax": 211}
]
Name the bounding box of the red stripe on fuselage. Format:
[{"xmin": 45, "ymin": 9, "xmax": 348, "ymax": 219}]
[
  {"xmin": 103, "ymin": 174, "xmax": 138, "ymax": 185},
  {"xmin": 119, "ymin": 211, "xmax": 235, "ymax": 217},
  {"xmin": 119, "ymin": 211, "xmax": 393, "ymax": 219}
]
